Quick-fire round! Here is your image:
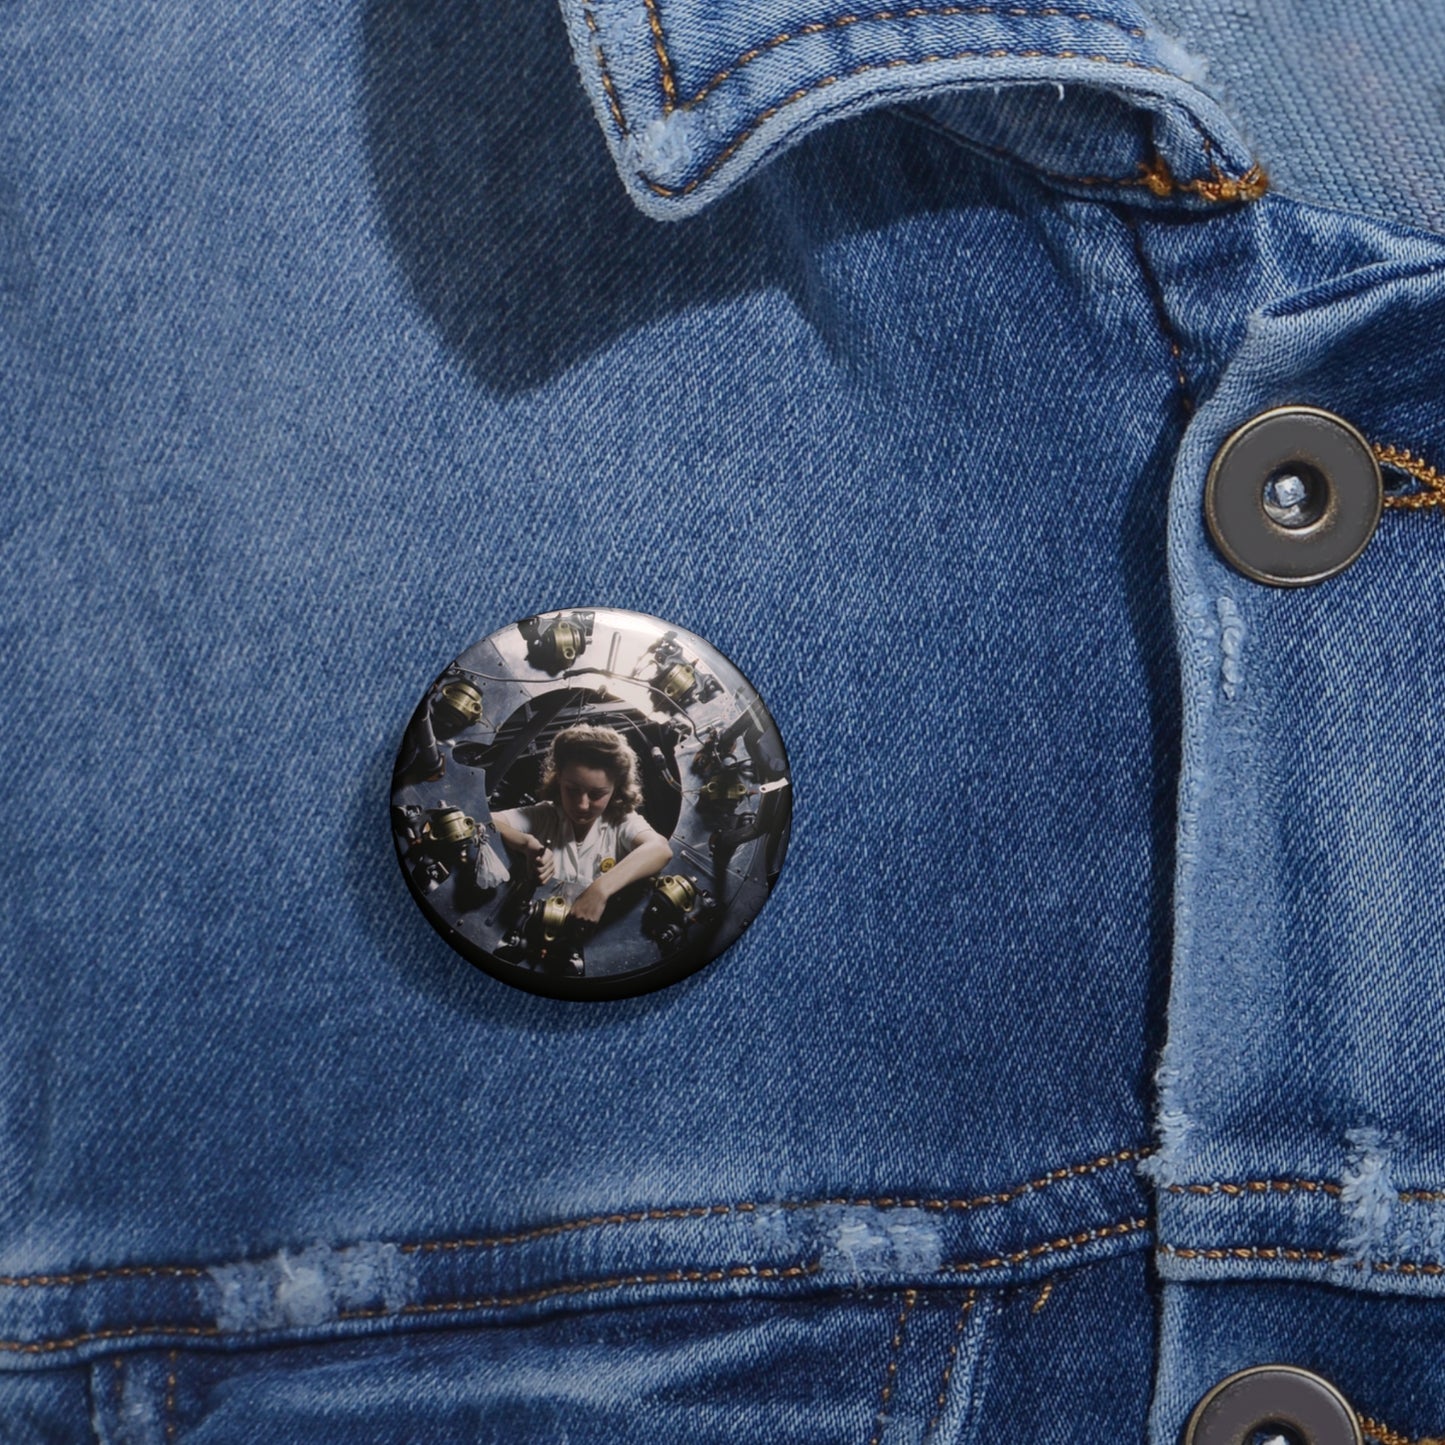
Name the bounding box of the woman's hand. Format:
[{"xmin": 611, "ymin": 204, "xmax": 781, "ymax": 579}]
[
  {"xmin": 521, "ymin": 836, "xmax": 555, "ymax": 885},
  {"xmin": 571, "ymin": 881, "xmax": 609, "ymax": 926}
]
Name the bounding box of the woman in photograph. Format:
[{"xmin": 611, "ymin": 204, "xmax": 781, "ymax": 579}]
[{"xmin": 491, "ymin": 724, "xmax": 673, "ymax": 924}]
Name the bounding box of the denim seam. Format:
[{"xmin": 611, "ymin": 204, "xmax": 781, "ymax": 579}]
[
  {"xmin": 1165, "ymin": 1177, "xmax": 1445, "ymax": 1202},
  {"xmin": 1029, "ymin": 1277, "xmax": 1055, "ymax": 1312},
  {"xmin": 1165, "ymin": 1178, "xmax": 1343, "ymax": 1198},
  {"xmin": 639, "ymin": 4, "xmax": 1150, "ymax": 117},
  {"xmin": 866, "ymin": 1288, "xmax": 919, "ymax": 1445},
  {"xmin": 1359, "ymin": 1412, "xmax": 1444, "ymax": 1445},
  {"xmin": 629, "ymin": 49, "xmax": 1264, "ymax": 200},
  {"xmin": 582, "ymin": 7, "xmax": 629, "ymax": 132},
  {"xmin": 581, "ymin": 5, "xmax": 1261, "ymax": 200},
  {"xmin": 591, "ymin": 3, "xmax": 1271, "ymax": 200},
  {"xmin": 923, "ymin": 1290, "xmax": 977, "ymax": 1438},
  {"xmin": 1157, "ymin": 1243, "xmax": 1445, "ymax": 1276},
  {"xmin": 1375, "ymin": 443, "xmax": 1445, "ymax": 509},
  {"xmin": 0, "ymin": 1145, "xmax": 1147, "ymax": 1291},
  {"xmin": 163, "ymin": 1348, "xmax": 178, "ymax": 1442},
  {"xmin": 1118, "ymin": 208, "xmax": 1195, "ymax": 418},
  {"xmin": 895, "ymin": 106, "xmax": 1265, "ymax": 204},
  {"xmin": 0, "ymin": 1220, "xmax": 1150, "ymax": 1356},
  {"xmin": 939, "ymin": 1217, "xmax": 1149, "ymax": 1273}
]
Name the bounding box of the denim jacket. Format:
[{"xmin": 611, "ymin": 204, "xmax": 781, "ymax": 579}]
[{"xmin": 3, "ymin": 0, "xmax": 1445, "ymax": 1441}]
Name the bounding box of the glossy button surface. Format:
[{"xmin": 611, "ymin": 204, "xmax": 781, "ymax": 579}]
[
  {"xmin": 1184, "ymin": 1365, "xmax": 1363, "ymax": 1445},
  {"xmin": 391, "ymin": 608, "xmax": 792, "ymax": 1000},
  {"xmin": 1204, "ymin": 405, "xmax": 1382, "ymax": 586}
]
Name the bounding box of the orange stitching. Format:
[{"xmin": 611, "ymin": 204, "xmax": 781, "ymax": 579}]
[
  {"xmin": 0, "ymin": 1263, "xmax": 207, "ymax": 1288},
  {"xmin": 1159, "ymin": 1242, "xmax": 1445, "ymax": 1276},
  {"xmin": 342, "ymin": 1259, "xmax": 824, "ymax": 1323},
  {"xmin": 399, "ymin": 1146, "xmax": 1151, "ymax": 1257},
  {"xmin": 0, "ymin": 1211, "xmax": 1148, "ymax": 1356},
  {"xmin": 1374, "ymin": 444, "xmax": 1445, "ymax": 510},
  {"xmin": 583, "ymin": 6, "xmax": 628, "ymax": 134},
  {"xmin": 868, "ymin": 1288, "xmax": 919, "ymax": 1445},
  {"xmin": 1164, "ymin": 1177, "xmax": 1445, "ymax": 1203},
  {"xmin": 164, "ymin": 1348, "xmax": 178, "ymax": 1442},
  {"xmin": 640, "ymin": 52, "xmax": 1205, "ymax": 199},
  {"xmin": 1165, "ymin": 1178, "xmax": 1343, "ymax": 1198},
  {"xmin": 676, "ymin": 6, "xmax": 1149, "ymax": 112},
  {"xmin": 1360, "ymin": 1414, "xmax": 1445, "ymax": 1445},
  {"xmin": 0, "ymin": 1323, "xmax": 224, "ymax": 1357},
  {"xmin": 0, "ymin": 1266, "xmax": 823, "ymax": 1354},
  {"xmin": 1362, "ymin": 1418, "xmax": 1416, "ymax": 1445},
  {"xmin": 642, "ymin": 0, "xmax": 677, "ymax": 107},
  {"xmin": 940, "ymin": 1217, "xmax": 1149, "ymax": 1274},
  {"xmin": 0, "ymin": 1147, "xmax": 1150, "ymax": 1293},
  {"xmin": 924, "ymin": 1291, "xmax": 977, "ymax": 1438},
  {"xmin": 584, "ymin": 3, "xmax": 1266, "ymax": 204},
  {"xmin": 1138, "ymin": 147, "xmax": 1270, "ymax": 202},
  {"xmin": 910, "ymin": 116, "xmax": 1242, "ymax": 195},
  {"xmin": 1136, "ymin": 151, "xmax": 1269, "ymax": 203},
  {"xmin": 1160, "ymin": 1242, "xmax": 1345, "ymax": 1264},
  {"xmin": 1030, "ymin": 1277, "xmax": 1055, "ymax": 1313},
  {"xmin": 643, "ymin": 54, "xmax": 1265, "ymax": 200}
]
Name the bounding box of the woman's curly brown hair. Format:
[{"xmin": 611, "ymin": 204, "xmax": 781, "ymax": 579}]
[{"xmin": 539, "ymin": 724, "xmax": 644, "ymax": 824}]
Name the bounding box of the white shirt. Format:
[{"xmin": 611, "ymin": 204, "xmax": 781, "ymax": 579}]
[{"xmin": 491, "ymin": 802, "xmax": 663, "ymax": 888}]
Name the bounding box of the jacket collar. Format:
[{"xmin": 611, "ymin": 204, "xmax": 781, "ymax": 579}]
[{"xmin": 557, "ymin": 0, "xmax": 1263, "ymax": 221}]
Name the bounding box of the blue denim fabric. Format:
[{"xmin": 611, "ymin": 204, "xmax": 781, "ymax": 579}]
[{"xmin": 2, "ymin": 0, "xmax": 1444, "ymax": 1441}]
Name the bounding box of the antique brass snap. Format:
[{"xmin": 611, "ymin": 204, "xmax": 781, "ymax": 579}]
[
  {"xmin": 1183, "ymin": 1365, "xmax": 1363, "ymax": 1445},
  {"xmin": 1204, "ymin": 406, "xmax": 1382, "ymax": 586}
]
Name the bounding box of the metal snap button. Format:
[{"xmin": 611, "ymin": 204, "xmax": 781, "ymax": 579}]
[
  {"xmin": 1204, "ymin": 406, "xmax": 1382, "ymax": 586},
  {"xmin": 391, "ymin": 608, "xmax": 792, "ymax": 1000},
  {"xmin": 1183, "ymin": 1365, "xmax": 1363, "ymax": 1445}
]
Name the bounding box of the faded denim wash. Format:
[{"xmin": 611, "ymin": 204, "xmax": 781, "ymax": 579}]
[{"xmin": 3, "ymin": 0, "xmax": 1445, "ymax": 1441}]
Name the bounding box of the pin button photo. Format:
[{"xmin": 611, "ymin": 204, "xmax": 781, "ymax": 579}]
[
  {"xmin": 1204, "ymin": 406, "xmax": 1383, "ymax": 586},
  {"xmin": 390, "ymin": 608, "xmax": 792, "ymax": 1001}
]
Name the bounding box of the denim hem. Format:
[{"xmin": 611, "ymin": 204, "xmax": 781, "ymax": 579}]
[{"xmin": 0, "ymin": 1147, "xmax": 1151, "ymax": 1368}]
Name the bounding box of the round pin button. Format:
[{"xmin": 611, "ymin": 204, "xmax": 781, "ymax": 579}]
[
  {"xmin": 1183, "ymin": 1365, "xmax": 1363, "ymax": 1445},
  {"xmin": 391, "ymin": 609, "xmax": 792, "ymax": 1000},
  {"xmin": 1204, "ymin": 405, "xmax": 1382, "ymax": 586}
]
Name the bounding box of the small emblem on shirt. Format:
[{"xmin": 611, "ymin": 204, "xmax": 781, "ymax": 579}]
[{"xmin": 599, "ymin": 857, "xmax": 615, "ymax": 871}]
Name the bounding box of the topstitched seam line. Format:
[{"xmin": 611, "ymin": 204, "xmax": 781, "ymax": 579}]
[
  {"xmin": 940, "ymin": 1217, "xmax": 1150, "ymax": 1273},
  {"xmin": 1165, "ymin": 1177, "xmax": 1445, "ymax": 1202},
  {"xmin": 582, "ymin": 0, "xmax": 1268, "ymax": 202},
  {"xmin": 924, "ymin": 1290, "xmax": 978, "ymax": 1439},
  {"xmin": 1360, "ymin": 1412, "xmax": 1445, "ymax": 1445},
  {"xmin": 642, "ymin": 0, "xmax": 677, "ymax": 108},
  {"xmin": 1119, "ymin": 207, "xmax": 1193, "ymax": 417},
  {"xmin": 0, "ymin": 1216, "xmax": 1149, "ymax": 1355},
  {"xmin": 629, "ymin": 49, "xmax": 1266, "ymax": 200},
  {"xmin": 398, "ymin": 1146, "xmax": 1153, "ymax": 1255},
  {"xmin": 163, "ymin": 1348, "xmax": 178, "ymax": 1442},
  {"xmin": 654, "ymin": 6, "xmax": 1152, "ymax": 116},
  {"xmin": 0, "ymin": 1147, "xmax": 1149, "ymax": 1292},
  {"xmin": 1158, "ymin": 1242, "xmax": 1445, "ymax": 1276},
  {"xmin": 1374, "ymin": 443, "xmax": 1445, "ymax": 509},
  {"xmin": 583, "ymin": 6, "xmax": 629, "ymax": 133},
  {"xmin": 867, "ymin": 1288, "xmax": 919, "ymax": 1445},
  {"xmin": 892, "ymin": 103, "xmax": 1266, "ymax": 202}
]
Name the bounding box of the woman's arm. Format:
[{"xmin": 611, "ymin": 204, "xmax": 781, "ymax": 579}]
[
  {"xmin": 492, "ymin": 814, "xmax": 555, "ymax": 884},
  {"xmin": 571, "ymin": 834, "xmax": 672, "ymax": 924}
]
